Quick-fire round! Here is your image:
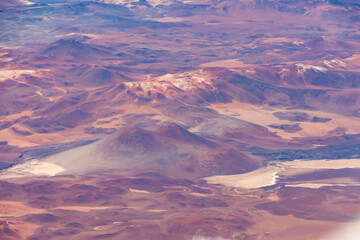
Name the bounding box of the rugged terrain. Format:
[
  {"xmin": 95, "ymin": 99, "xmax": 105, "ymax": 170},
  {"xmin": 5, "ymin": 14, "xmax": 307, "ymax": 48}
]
[{"xmin": 1, "ymin": 0, "xmax": 360, "ymax": 239}]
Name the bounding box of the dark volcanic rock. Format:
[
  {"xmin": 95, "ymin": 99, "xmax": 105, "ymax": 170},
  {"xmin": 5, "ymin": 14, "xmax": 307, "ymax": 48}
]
[
  {"xmin": 41, "ymin": 39, "xmax": 111, "ymax": 61},
  {"xmin": 21, "ymin": 181, "xmax": 62, "ymax": 195},
  {"xmin": 24, "ymin": 213, "xmax": 60, "ymax": 224},
  {"xmin": 54, "ymin": 109, "xmax": 92, "ymax": 128},
  {"xmin": 156, "ymin": 123, "xmax": 218, "ymax": 148},
  {"xmin": 0, "ymin": 221, "xmax": 21, "ymax": 239},
  {"xmin": 273, "ymin": 112, "xmax": 331, "ymax": 122},
  {"xmin": 10, "ymin": 127, "xmax": 32, "ymax": 136},
  {"xmin": 268, "ymin": 123, "xmax": 302, "ymax": 133}
]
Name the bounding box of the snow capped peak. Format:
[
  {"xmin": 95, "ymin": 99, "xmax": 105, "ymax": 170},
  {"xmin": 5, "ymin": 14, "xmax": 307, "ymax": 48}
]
[
  {"xmin": 95, "ymin": 0, "xmax": 180, "ymax": 7},
  {"xmin": 323, "ymin": 60, "xmax": 333, "ymax": 68},
  {"xmin": 295, "ymin": 63, "xmax": 328, "ymax": 73},
  {"xmin": 124, "ymin": 70, "xmax": 213, "ymax": 92},
  {"xmin": 156, "ymin": 70, "xmax": 211, "ymax": 90},
  {"xmin": 124, "ymin": 81, "xmax": 172, "ymax": 91},
  {"xmin": 331, "ymin": 59, "xmax": 347, "ymax": 67},
  {"xmin": 0, "ymin": 70, "xmax": 37, "ymax": 81}
]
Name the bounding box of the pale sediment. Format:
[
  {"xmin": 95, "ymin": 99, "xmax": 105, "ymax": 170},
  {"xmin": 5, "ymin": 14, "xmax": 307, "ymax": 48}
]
[{"xmin": 0, "ymin": 160, "xmax": 66, "ymax": 179}]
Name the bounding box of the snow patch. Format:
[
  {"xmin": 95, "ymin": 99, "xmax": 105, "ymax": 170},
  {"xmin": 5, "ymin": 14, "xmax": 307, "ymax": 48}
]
[
  {"xmin": 0, "ymin": 70, "xmax": 36, "ymax": 81},
  {"xmin": 295, "ymin": 63, "xmax": 328, "ymax": 73},
  {"xmin": 331, "ymin": 59, "xmax": 347, "ymax": 67},
  {"xmin": 124, "ymin": 81, "xmax": 171, "ymax": 91},
  {"xmin": 157, "ymin": 71, "xmax": 211, "ymax": 90},
  {"xmin": 124, "ymin": 70, "xmax": 212, "ymax": 92},
  {"xmin": 323, "ymin": 60, "xmax": 333, "ymax": 68},
  {"xmin": 96, "ymin": 0, "xmax": 176, "ymax": 7},
  {"xmin": 20, "ymin": 0, "xmax": 34, "ymax": 5}
]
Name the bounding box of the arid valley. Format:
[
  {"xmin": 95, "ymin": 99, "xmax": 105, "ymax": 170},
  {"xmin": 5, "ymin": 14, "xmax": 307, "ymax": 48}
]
[{"xmin": 1, "ymin": 0, "xmax": 360, "ymax": 239}]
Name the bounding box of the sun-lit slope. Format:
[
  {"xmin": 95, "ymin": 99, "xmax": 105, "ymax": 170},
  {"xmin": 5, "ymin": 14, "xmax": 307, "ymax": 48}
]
[
  {"xmin": 1, "ymin": 0, "xmax": 358, "ymax": 150},
  {"xmin": 2, "ymin": 63, "xmax": 360, "ymax": 150},
  {"xmin": 9, "ymin": 123, "xmax": 257, "ymax": 177}
]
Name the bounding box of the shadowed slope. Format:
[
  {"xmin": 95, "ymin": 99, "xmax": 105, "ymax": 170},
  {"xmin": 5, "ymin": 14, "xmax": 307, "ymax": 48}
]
[
  {"xmin": 40, "ymin": 39, "xmax": 111, "ymax": 61},
  {"xmin": 155, "ymin": 123, "xmax": 218, "ymax": 148}
]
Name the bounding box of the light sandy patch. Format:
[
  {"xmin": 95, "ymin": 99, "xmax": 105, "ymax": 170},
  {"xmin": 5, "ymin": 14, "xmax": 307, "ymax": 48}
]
[
  {"xmin": 93, "ymin": 225, "xmax": 105, "ymax": 231},
  {"xmin": 0, "ymin": 111, "xmax": 33, "ymax": 122},
  {"xmin": 54, "ymin": 205, "xmax": 122, "ymax": 212},
  {"xmin": 282, "ymin": 159, "xmax": 360, "ymax": 169},
  {"xmin": 0, "ymin": 128, "xmax": 39, "ymax": 148},
  {"xmin": 55, "ymin": 205, "xmax": 163, "ymax": 213},
  {"xmin": 93, "ymin": 221, "xmax": 124, "ymax": 231},
  {"xmin": 205, "ymin": 158, "xmax": 360, "ymax": 189},
  {"xmin": 343, "ymin": 54, "xmax": 360, "ymax": 72},
  {"xmin": 204, "ymin": 165, "xmax": 282, "ymax": 189},
  {"xmin": 189, "ymin": 192, "xmax": 212, "ymax": 197},
  {"xmin": 209, "ymin": 101, "xmax": 360, "ymax": 139},
  {"xmin": 0, "ymin": 57, "xmax": 13, "ymax": 62},
  {"xmin": 266, "ymin": 192, "xmax": 280, "ymax": 201},
  {"xmin": 260, "ymin": 37, "xmax": 304, "ymax": 45},
  {"xmin": 290, "ymin": 121, "xmax": 334, "ymax": 138},
  {"xmin": 0, "ymin": 52, "xmax": 12, "ymax": 62},
  {"xmin": 41, "ymin": 140, "xmax": 105, "ymax": 172},
  {"xmin": 285, "ymin": 183, "xmax": 360, "ymax": 189},
  {"xmin": 0, "ymin": 160, "xmax": 66, "ymax": 179},
  {"xmin": 129, "ymin": 188, "xmax": 151, "ymax": 194},
  {"xmin": 0, "ymin": 44, "xmax": 21, "ymax": 49},
  {"xmin": 200, "ymin": 59, "xmax": 251, "ymax": 69},
  {"xmin": 147, "ymin": 209, "xmax": 167, "ymax": 212},
  {"xmin": 0, "ymin": 201, "xmax": 45, "ymax": 217},
  {"xmin": 147, "ymin": 17, "xmax": 184, "ymax": 22}
]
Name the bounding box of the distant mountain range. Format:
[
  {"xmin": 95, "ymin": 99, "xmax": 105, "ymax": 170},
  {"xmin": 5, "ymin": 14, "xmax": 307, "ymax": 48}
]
[{"xmin": 1, "ymin": 1, "xmax": 360, "ymax": 239}]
